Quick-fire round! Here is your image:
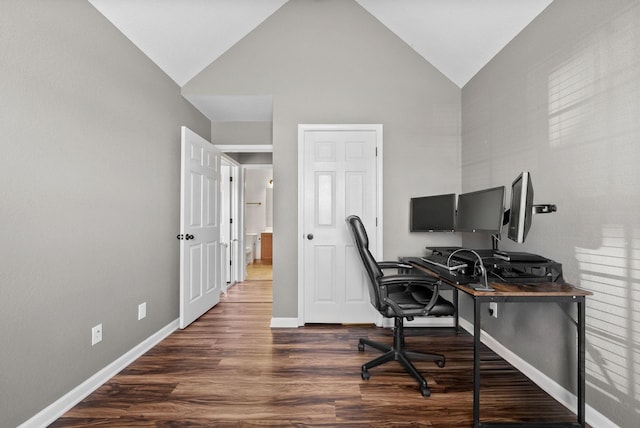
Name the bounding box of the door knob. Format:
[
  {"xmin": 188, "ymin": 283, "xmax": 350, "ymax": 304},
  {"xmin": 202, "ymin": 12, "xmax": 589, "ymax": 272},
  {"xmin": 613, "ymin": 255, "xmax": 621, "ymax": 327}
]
[
  {"xmin": 177, "ymin": 234, "xmax": 184, "ymax": 240},
  {"xmin": 186, "ymin": 234, "xmax": 195, "ymax": 240},
  {"xmin": 307, "ymin": 234, "xmax": 314, "ymax": 240}
]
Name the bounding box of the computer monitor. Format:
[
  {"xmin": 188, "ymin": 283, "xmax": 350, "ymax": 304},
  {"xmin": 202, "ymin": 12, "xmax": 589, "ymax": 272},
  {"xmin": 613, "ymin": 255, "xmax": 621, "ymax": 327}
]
[
  {"xmin": 507, "ymin": 171, "xmax": 534, "ymax": 243},
  {"xmin": 455, "ymin": 186, "xmax": 505, "ymax": 234},
  {"xmin": 409, "ymin": 193, "xmax": 456, "ymax": 232}
]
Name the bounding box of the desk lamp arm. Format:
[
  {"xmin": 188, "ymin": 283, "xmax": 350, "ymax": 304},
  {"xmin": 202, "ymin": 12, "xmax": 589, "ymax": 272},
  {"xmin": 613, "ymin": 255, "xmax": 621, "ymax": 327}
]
[{"xmin": 447, "ymin": 248, "xmax": 494, "ymax": 292}]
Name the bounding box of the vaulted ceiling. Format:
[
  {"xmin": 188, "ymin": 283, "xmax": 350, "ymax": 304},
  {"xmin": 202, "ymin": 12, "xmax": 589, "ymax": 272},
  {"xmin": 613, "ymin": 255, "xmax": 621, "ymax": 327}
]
[{"xmin": 88, "ymin": 0, "xmax": 553, "ymax": 121}]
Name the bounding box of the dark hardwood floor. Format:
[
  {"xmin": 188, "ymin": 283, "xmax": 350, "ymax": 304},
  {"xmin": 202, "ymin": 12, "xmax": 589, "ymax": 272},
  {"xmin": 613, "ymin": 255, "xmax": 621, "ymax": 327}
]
[{"xmin": 51, "ymin": 273, "xmax": 581, "ymax": 427}]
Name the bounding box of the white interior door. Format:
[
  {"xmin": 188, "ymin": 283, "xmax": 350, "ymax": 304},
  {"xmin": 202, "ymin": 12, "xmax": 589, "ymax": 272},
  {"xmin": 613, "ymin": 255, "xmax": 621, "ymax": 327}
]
[
  {"xmin": 299, "ymin": 124, "xmax": 382, "ymax": 324},
  {"xmin": 219, "ymin": 155, "xmax": 243, "ymax": 284},
  {"xmin": 220, "ymin": 162, "xmax": 232, "ymax": 289},
  {"xmin": 179, "ymin": 126, "xmax": 222, "ymax": 329}
]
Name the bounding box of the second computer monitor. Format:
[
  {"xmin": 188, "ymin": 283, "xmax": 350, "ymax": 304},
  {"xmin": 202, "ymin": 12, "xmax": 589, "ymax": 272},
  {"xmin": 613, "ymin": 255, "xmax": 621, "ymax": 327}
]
[{"xmin": 455, "ymin": 186, "xmax": 505, "ymax": 234}]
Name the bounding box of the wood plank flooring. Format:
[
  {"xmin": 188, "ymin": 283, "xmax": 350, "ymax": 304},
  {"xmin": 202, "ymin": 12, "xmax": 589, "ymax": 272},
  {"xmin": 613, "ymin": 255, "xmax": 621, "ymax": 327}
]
[
  {"xmin": 51, "ymin": 271, "xmax": 582, "ymax": 427},
  {"xmin": 245, "ymin": 260, "xmax": 273, "ymax": 281}
]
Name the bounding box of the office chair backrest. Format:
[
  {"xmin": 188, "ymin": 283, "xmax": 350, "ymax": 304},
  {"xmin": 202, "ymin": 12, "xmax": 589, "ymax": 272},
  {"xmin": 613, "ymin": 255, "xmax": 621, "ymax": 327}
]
[{"xmin": 346, "ymin": 215, "xmax": 384, "ymax": 311}]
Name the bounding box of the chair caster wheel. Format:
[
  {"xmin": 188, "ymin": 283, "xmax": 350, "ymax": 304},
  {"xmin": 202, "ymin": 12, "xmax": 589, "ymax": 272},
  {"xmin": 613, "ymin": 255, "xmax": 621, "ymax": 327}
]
[
  {"xmin": 358, "ymin": 342, "xmax": 365, "ymax": 352},
  {"xmin": 420, "ymin": 385, "xmax": 431, "ymax": 397},
  {"xmin": 436, "ymin": 359, "xmax": 445, "ymax": 368},
  {"xmin": 361, "ymin": 368, "xmax": 370, "ymax": 380}
]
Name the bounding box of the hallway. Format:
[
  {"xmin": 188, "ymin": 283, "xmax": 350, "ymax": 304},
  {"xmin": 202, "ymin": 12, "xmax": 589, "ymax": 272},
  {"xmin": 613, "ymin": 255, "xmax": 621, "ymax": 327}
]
[{"xmin": 244, "ymin": 260, "xmax": 272, "ymax": 282}]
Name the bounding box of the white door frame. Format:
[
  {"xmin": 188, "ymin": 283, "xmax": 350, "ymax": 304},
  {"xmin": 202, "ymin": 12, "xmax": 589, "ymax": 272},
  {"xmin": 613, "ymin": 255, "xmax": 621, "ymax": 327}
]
[
  {"xmin": 220, "ymin": 156, "xmax": 239, "ymax": 289},
  {"xmin": 297, "ymin": 124, "xmax": 383, "ymax": 326},
  {"xmin": 220, "ymin": 154, "xmax": 245, "ymax": 283},
  {"xmin": 214, "ymin": 145, "xmax": 273, "ymax": 282}
]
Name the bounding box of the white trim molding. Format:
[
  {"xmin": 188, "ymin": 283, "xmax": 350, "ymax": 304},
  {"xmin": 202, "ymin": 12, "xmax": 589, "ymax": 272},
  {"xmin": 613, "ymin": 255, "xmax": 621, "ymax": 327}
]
[
  {"xmin": 18, "ymin": 320, "xmax": 179, "ymax": 428},
  {"xmin": 398, "ymin": 317, "xmax": 455, "ymax": 328},
  {"xmin": 270, "ymin": 317, "xmax": 300, "ymax": 328},
  {"xmin": 214, "ymin": 144, "xmax": 273, "ymax": 153}
]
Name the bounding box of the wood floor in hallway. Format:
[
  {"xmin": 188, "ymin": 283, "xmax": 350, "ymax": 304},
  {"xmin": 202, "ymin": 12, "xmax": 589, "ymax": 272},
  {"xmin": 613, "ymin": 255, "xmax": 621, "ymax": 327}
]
[
  {"xmin": 245, "ymin": 260, "xmax": 272, "ymax": 281},
  {"xmin": 50, "ymin": 278, "xmax": 582, "ymax": 427}
]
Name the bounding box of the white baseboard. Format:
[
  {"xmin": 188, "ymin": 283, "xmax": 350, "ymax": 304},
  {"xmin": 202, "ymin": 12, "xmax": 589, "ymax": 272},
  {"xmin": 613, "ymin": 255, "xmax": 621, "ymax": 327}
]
[
  {"xmin": 402, "ymin": 317, "xmax": 456, "ymax": 328},
  {"xmin": 458, "ymin": 318, "xmax": 617, "ymax": 428},
  {"xmin": 270, "ymin": 317, "xmax": 300, "ymax": 328},
  {"xmin": 18, "ymin": 319, "xmax": 179, "ymax": 428}
]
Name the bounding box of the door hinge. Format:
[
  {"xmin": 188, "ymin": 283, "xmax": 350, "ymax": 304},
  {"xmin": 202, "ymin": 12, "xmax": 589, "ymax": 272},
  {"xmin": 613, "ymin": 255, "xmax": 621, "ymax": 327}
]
[
  {"xmin": 375, "ymin": 147, "xmax": 378, "ymax": 157},
  {"xmin": 229, "ymin": 176, "xmax": 233, "ymax": 182},
  {"xmin": 230, "ymin": 218, "xmax": 233, "ymax": 224},
  {"xmin": 376, "ymin": 218, "xmax": 378, "ymax": 227}
]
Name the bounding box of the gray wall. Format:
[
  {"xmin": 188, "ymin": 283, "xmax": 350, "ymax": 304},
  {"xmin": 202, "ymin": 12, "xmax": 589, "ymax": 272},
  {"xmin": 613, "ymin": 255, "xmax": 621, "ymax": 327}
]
[
  {"xmin": 224, "ymin": 152, "xmax": 274, "ymax": 165},
  {"xmin": 183, "ymin": 0, "xmax": 462, "ymax": 318},
  {"xmin": 212, "ymin": 121, "xmax": 272, "ymax": 145},
  {"xmin": 461, "ymin": 1, "xmax": 640, "ymax": 426},
  {"xmin": 211, "ymin": 121, "xmax": 273, "ymax": 163},
  {"xmin": 0, "ymin": 1, "xmax": 211, "ymax": 426}
]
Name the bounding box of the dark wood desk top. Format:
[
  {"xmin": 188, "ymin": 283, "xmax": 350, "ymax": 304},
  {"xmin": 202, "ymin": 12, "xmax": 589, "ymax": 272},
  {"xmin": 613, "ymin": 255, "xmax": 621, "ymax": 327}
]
[
  {"xmin": 407, "ymin": 260, "xmax": 593, "ymax": 298},
  {"xmin": 453, "ymin": 281, "xmax": 593, "ymax": 297}
]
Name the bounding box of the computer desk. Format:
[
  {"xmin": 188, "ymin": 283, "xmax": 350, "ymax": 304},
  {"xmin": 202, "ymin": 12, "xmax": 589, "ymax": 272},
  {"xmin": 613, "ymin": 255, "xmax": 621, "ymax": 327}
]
[{"xmin": 405, "ymin": 258, "xmax": 592, "ymax": 428}]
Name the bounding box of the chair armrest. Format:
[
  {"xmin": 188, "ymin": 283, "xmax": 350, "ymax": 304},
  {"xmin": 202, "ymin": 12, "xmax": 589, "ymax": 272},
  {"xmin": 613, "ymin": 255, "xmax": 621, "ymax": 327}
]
[
  {"xmin": 382, "ymin": 296, "xmax": 406, "ymax": 315},
  {"xmin": 379, "ymin": 275, "xmax": 442, "ymax": 315},
  {"xmin": 409, "ymin": 281, "xmax": 442, "ymax": 314},
  {"xmin": 378, "ymin": 261, "xmax": 413, "ymax": 270},
  {"xmin": 378, "ymin": 274, "xmax": 437, "ymax": 287}
]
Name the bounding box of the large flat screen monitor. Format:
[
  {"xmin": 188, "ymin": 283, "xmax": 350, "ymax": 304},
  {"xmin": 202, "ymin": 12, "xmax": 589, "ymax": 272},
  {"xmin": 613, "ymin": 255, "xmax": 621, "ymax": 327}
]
[
  {"xmin": 507, "ymin": 171, "xmax": 534, "ymax": 243},
  {"xmin": 409, "ymin": 193, "xmax": 456, "ymax": 232},
  {"xmin": 455, "ymin": 186, "xmax": 505, "ymax": 234}
]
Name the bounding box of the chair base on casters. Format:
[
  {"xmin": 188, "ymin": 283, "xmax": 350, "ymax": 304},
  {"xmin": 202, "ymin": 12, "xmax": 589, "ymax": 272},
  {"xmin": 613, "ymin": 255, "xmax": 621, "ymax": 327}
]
[{"xmin": 358, "ymin": 318, "xmax": 445, "ymax": 397}]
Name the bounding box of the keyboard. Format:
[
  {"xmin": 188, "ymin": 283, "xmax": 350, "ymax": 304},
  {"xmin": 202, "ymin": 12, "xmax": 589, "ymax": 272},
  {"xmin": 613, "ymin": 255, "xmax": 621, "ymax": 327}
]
[{"xmin": 421, "ymin": 254, "xmax": 468, "ymax": 272}]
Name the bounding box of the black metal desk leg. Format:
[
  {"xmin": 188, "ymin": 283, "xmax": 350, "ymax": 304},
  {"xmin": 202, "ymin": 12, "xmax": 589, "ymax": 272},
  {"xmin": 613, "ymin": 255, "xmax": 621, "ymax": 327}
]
[
  {"xmin": 578, "ymin": 297, "xmax": 586, "ymax": 427},
  {"xmin": 473, "ymin": 298, "xmax": 481, "ymax": 427},
  {"xmin": 454, "ymin": 289, "xmax": 460, "ymax": 331}
]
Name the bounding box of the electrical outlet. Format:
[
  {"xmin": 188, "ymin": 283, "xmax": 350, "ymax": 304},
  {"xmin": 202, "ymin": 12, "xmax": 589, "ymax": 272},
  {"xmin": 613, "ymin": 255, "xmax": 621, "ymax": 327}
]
[
  {"xmin": 91, "ymin": 323, "xmax": 102, "ymax": 346},
  {"xmin": 489, "ymin": 302, "xmax": 498, "ymax": 318},
  {"xmin": 138, "ymin": 302, "xmax": 147, "ymax": 320}
]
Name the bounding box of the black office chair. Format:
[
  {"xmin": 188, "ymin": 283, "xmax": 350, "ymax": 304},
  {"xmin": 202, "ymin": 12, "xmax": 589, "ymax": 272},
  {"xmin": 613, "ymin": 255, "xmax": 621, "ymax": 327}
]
[{"xmin": 346, "ymin": 215, "xmax": 455, "ymax": 397}]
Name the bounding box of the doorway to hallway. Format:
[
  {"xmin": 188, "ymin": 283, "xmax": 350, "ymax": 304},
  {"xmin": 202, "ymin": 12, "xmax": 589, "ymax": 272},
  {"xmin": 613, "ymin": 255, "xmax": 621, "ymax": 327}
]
[
  {"xmin": 246, "ymin": 260, "xmax": 272, "ymax": 281},
  {"xmin": 215, "ymin": 145, "xmax": 273, "ymax": 285}
]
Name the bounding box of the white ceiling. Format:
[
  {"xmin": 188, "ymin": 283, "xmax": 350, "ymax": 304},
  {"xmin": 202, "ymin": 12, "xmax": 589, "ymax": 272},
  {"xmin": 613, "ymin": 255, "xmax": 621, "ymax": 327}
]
[
  {"xmin": 89, "ymin": 0, "xmax": 553, "ymax": 121},
  {"xmin": 358, "ymin": 0, "xmax": 553, "ymax": 87}
]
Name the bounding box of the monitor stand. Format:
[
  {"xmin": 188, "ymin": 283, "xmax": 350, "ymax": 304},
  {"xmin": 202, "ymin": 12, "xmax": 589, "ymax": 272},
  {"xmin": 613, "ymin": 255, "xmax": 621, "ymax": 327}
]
[
  {"xmin": 491, "ymin": 234, "xmax": 500, "ymax": 251},
  {"xmin": 471, "ymin": 284, "xmax": 495, "ymax": 292}
]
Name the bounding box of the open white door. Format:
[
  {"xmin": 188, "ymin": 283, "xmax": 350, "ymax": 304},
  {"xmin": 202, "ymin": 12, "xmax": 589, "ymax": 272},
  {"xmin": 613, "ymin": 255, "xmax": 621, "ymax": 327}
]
[{"xmin": 179, "ymin": 127, "xmax": 222, "ymax": 329}]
